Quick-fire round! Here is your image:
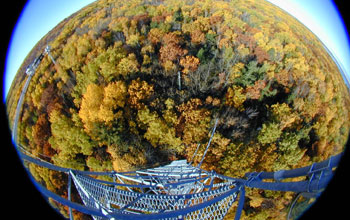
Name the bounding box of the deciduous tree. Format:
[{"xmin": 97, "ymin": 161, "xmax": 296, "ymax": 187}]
[
  {"xmin": 180, "ymin": 55, "xmax": 200, "ymax": 74},
  {"xmin": 49, "ymin": 109, "xmax": 94, "ymax": 169},
  {"xmin": 79, "ymin": 83, "xmax": 104, "ymax": 132},
  {"xmin": 128, "ymin": 78, "xmax": 154, "ymax": 109},
  {"xmin": 137, "ymin": 106, "xmax": 183, "ymax": 151},
  {"xmin": 225, "ymin": 86, "xmax": 246, "ymax": 111},
  {"xmin": 176, "ymin": 99, "xmax": 211, "ymax": 145},
  {"xmin": 257, "ymin": 122, "xmax": 282, "ymax": 145}
]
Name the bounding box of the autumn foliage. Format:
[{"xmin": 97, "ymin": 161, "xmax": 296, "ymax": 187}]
[{"xmin": 6, "ymin": 0, "xmax": 350, "ymax": 219}]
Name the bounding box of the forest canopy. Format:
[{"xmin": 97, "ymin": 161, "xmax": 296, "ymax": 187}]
[{"xmin": 6, "ymin": 0, "xmax": 350, "ymax": 219}]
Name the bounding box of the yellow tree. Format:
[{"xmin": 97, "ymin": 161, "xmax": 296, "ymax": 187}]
[
  {"xmin": 176, "ymin": 99, "xmax": 211, "ymax": 146},
  {"xmin": 148, "ymin": 28, "xmax": 166, "ymax": 44},
  {"xmin": 128, "ymin": 78, "xmax": 154, "ymax": 109},
  {"xmin": 79, "ymin": 83, "xmax": 104, "ymax": 133},
  {"xmin": 219, "ymin": 28, "xmax": 237, "ymax": 49},
  {"xmin": 219, "ymin": 142, "xmax": 260, "ymax": 178},
  {"xmin": 107, "ymin": 144, "xmax": 147, "ymax": 172},
  {"xmin": 199, "ymin": 133, "xmax": 231, "ymax": 171},
  {"xmin": 225, "ymin": 86, "xmax": 246, "ymax": 111},
  {"xmin": 180, "ymin": 56, "xmax": 200, "ymax": 74},
  {"xmin": 270, "ymin": 103, "xmax": 300, "ymax": 130},
  {"xmin": 79, "ymin": 81, "xmax": 127, "ymax": 132},
  {"xmin": 49, "ymin": 109, "xmax": 94, "ymax": 169},
  {"xmin": 98, "ymin": 81, "xmax": 127, "ymax": 123},
  {"xmin": 137, "ymin": 106, "xmax": 183, "ymax": 152},
  {"xmin": 116, "ymin": 53, "xmax": 139, "ymax": 76}
]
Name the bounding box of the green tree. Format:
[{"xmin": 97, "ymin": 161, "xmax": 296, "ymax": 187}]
[
  {"xmin": 274, "ymin": 128, "xmax": 310, "ymax": 170},
  {"xmin": 95, "ymin": 42, "xmax": 127, "ymax": 81},
  {"xmin": 257, "ymin": 122, "xmax": 282, "ymax": 145},
  {"xmin": 233, "ymin": 61, "xmax": 268, "ymax": 87},
  {"xmin": 86, "ymin": 156, "xmax": 113, "ymax": 172}
]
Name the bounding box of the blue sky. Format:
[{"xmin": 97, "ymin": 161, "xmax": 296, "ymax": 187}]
[
  {"xmin": 4, "ymin": 0, "xmax": 96, "ymax": 102},
  {"xmin": 3, "ymin": 0, "xmax": 350, "ymax": 102}
]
